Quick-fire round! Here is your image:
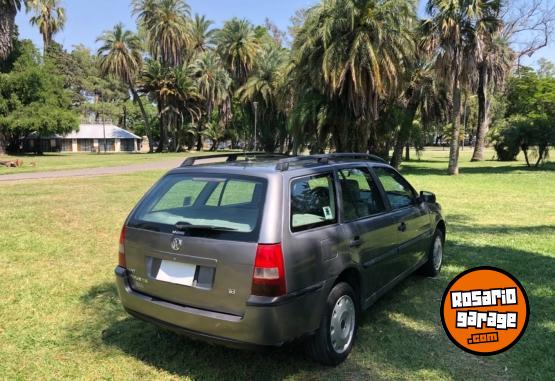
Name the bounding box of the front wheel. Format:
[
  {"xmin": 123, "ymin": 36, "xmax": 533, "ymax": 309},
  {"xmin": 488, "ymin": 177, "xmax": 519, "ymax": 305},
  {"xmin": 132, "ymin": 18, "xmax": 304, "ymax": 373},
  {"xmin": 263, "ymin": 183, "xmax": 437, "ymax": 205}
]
[
  {"xmin": 306, "ymin": 282, "xmax": 358, "ymax": 366},
  {"xmin": 419, "ymin": 229, "xmax": 444, "ymax": 277}
]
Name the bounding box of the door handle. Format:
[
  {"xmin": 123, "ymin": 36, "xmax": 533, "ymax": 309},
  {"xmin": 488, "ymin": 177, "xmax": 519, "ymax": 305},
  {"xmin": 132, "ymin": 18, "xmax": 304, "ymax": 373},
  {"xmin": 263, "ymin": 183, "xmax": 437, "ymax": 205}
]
[
  {"xmin": 398, "ymin": 222, "xmax": 407, "ymax": 232},
  {"xmin": 350, "ymin": 236, "xmax": 362, "ymax": 248}
]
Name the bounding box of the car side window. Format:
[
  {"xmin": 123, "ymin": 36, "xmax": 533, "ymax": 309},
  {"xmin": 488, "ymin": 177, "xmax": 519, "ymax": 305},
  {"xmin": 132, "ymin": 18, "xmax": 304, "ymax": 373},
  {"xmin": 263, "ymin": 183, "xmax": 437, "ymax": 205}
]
[
  {"xmin": 338, "ymin": 167, "xmax": 385, "ymax": 221},
  {"xmin": 373, "ymin": 167, "xmax": 416, "ymax": 210},
  {"xmin": 291, "ymin": 173, "xmax": 337, "ymax": 232}
]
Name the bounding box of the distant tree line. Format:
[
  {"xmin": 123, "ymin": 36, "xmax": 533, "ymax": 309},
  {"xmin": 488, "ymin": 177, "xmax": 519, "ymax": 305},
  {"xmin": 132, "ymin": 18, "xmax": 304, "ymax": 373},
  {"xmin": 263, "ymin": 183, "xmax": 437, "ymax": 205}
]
[{"xmin": 0, "ymin": 0, "xmax": 554, "ymax": 171}]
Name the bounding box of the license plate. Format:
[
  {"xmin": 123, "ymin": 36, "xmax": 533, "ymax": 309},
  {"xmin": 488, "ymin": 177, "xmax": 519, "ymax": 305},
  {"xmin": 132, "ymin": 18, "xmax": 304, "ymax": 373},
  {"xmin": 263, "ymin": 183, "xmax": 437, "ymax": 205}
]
[{"xmin": 156, "ymin": 260, "xmax": 196, "ymax": 286}]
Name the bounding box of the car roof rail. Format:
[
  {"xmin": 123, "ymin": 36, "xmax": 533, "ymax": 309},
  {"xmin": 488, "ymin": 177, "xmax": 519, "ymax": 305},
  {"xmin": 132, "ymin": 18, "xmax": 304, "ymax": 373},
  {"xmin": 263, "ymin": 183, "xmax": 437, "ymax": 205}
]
[
  {"xmin": 275, "ymin": 153, "xmax": 387, "ymax": 171},
  {"xmin": 180, "ymin": 152, "xmax": 289, "ymax": 167}
]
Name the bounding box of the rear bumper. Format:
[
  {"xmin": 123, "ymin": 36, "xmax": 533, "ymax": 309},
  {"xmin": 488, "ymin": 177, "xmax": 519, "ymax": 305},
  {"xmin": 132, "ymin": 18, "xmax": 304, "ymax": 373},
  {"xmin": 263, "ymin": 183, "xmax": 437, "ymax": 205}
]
[{"xmin": 114, "ymin": 266, "xmax": 327, "ymax": 347}]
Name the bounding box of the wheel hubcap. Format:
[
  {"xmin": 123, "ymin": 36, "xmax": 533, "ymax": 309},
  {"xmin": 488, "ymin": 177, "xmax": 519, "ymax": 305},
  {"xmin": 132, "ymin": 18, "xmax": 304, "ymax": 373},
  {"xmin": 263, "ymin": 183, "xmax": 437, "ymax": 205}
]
[
  {"xmin": 330, "ymin": 295, "xmax": 355, "ymax": 354},
  {"xmin": 433, "ymin": 236, "xmax": 443, "ymax": 271}
]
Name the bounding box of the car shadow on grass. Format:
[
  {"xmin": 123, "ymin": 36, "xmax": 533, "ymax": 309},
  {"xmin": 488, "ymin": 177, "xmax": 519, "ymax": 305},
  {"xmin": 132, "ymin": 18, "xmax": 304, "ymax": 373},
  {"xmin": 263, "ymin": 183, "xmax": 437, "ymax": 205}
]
[{"xmin": 81, "ymin": 238, "xmax": 554, "ymax": 380}]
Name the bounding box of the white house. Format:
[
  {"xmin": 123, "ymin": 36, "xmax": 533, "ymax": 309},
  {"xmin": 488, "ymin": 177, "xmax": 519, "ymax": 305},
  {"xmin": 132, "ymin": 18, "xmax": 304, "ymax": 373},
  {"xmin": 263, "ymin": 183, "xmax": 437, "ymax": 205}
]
[{"xmin": 25, "ymin": 124, "xmax": 142, "ymax": 153}]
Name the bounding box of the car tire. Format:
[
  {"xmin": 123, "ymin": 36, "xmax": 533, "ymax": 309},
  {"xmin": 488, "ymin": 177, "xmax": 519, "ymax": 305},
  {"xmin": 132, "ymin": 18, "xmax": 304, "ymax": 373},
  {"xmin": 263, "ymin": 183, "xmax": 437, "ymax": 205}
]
[
  {"xmin": 419, "ymin": 229, "xmax": 444, "ymax": 277},
  {"xmin": 306, "ymin": 282, "xmax": 358, "ymax": 366}
]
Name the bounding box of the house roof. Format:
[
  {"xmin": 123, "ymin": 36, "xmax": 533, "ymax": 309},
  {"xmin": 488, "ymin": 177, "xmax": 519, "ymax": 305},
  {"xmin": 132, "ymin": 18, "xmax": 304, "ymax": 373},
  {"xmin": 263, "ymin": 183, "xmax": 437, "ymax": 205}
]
[
  {"xmin": 64, "ymin": 124, "xmax": 141, "ymax": 140},
  {"xmin": 28, "ymin": 124, "xmax": 141, "ymax": 140}
]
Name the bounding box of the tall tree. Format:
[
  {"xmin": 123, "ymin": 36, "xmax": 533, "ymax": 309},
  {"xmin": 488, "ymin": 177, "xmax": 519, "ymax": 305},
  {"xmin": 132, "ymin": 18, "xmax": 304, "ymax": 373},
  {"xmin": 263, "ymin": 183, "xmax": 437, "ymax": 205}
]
[
  {"xmin": 291, "ymin": 0, "xmax": 416, "ymax": 152},
  {"xmin": 471, "ymin": 34, "xmax": 513, "ymax": 161},
  {"xmin": 97, "ymin": 23, "xmax": 152, "ymax": 150},
  {"xmin": 237, "ymin": 45, "xmax": 288, "ymax": 151},
  {"xmin": 27, "ymin": 0, "xmax": 66, "ymax": 54},
  {"xmin": 0, "ymin": 0, "xmax": 23, "ymax": 61},
  {"xmin": 0, "ymin": 40, "xmax": 78, "ymax": 154},
  {"xmin": 190, "ymin": 14, "xmax": 216, "ymax": 55},
  {"xmin": 215, "ymin": 18, "xmax": 260, "ymax": 85},
  {"xmin": 132, "ymin": 0, "xmax": 191, "ymax": 68},
  {"xmin": 192, "ymin": 51, "xmax": 231, "ymax": 150},
  {"xmin": 139, "ymin": 60, "xmax": 200, "ymax": 151},
  {"xmin": 422, "ymin": 0, "xmax": 500, "ymax": 175}
]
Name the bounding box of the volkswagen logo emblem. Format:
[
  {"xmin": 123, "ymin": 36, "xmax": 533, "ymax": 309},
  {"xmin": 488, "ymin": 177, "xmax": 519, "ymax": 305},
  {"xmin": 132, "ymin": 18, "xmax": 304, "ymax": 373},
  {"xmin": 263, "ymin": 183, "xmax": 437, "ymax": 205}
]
[{"xmin": 170, "ymin": 237, "xmax": 183, "ymax": 251}]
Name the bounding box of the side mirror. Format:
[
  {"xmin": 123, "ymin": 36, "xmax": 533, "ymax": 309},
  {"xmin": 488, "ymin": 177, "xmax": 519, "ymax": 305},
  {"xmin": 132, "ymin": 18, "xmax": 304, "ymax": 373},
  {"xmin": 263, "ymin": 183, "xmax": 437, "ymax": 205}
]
[
  {"xmin": 419, "ymin": 191, "xmax": 436, "ymax": 204},
  {"xmin": 183, "ymin": 196, "xmax": 192, "ymax": 207}
]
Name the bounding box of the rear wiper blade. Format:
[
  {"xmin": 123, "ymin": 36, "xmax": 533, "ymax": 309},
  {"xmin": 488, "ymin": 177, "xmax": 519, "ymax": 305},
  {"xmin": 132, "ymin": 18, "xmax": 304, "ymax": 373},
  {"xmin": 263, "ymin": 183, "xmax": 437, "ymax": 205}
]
[
  {"xmin": 131, "ymin": 222, "xmax": 160, "ymax": 231},
  {"xmin": 174, "ymin": 222, "xmax": 238, "ymax": 232}
]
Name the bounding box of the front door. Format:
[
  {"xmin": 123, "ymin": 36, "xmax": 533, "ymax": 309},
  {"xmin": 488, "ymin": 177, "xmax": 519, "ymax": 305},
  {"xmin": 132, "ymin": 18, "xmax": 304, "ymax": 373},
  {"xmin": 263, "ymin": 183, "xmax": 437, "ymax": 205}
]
[
  {"xmin": 372, "ymin": 166, "xmax": 431, "ymax": 274},
  {"xmin": 336, "ymin": 166, "xmax": 401, "ymax": 298}
]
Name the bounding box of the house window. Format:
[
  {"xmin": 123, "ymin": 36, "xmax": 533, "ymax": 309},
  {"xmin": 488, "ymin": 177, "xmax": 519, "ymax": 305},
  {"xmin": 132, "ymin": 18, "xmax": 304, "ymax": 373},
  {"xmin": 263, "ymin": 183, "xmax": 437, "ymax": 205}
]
[
  {"xmin": 78, "ymin": 139, "xmax": 93, "ymax": 152},
  {"xmin": 61, "ymin": 140, "xmax": 73, "ymax": 152},
  {"xmin": 121, "ymin": 139, "xmax": 135, "ymax": 151},
  {"xmin": 97, "ymin": 139, "xmax": 115, "ymax": 152}
]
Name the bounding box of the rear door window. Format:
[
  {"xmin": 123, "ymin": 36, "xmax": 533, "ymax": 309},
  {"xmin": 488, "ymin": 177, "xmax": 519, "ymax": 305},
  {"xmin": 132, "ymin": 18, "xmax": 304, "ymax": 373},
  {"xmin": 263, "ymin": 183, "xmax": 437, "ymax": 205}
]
[
  {"xmin": 338, "ymin": 167, "xmax": 385, "ymax": 221},
  {"xmin": 291, "ymin": 173, "xmax": 337, "ymax": 232},
  {"xmin": 130, "ymin": 174, "xmax": 267, "ymax": 240}
]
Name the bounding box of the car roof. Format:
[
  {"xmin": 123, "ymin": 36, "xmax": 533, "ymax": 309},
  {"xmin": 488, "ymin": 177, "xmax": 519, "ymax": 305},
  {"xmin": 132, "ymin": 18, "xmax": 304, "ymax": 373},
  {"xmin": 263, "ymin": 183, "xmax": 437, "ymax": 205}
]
[{"xmin": 166, "ymin": 153, "xmax": 392, "ymax": 177}]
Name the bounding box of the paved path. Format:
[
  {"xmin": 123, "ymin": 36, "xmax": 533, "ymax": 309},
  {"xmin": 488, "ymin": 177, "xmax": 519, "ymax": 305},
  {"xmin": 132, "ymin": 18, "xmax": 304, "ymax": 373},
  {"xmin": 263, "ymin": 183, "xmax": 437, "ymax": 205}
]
[{"xmin": 0, "ymin": 159, "xmax": 184, "ymax": 182}]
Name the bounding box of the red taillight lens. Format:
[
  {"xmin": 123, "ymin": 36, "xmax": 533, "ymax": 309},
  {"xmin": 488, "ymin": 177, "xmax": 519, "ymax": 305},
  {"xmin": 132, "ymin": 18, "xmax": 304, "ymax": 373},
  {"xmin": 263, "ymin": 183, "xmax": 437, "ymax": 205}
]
[
  {"xmin": 118, "ymin": 226, "xmax": 126, "ymax": 268},
  {"xmin": 251, "ymin": 243, "xmax": 286, "ymax": 297}
]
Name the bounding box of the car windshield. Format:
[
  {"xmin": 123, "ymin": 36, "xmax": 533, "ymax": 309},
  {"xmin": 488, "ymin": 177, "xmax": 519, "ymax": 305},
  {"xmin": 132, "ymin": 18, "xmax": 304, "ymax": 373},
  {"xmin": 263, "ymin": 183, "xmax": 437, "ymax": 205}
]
[{"xmin": 130, "ymin": 174, "xmax": 267, "ymax": 237}]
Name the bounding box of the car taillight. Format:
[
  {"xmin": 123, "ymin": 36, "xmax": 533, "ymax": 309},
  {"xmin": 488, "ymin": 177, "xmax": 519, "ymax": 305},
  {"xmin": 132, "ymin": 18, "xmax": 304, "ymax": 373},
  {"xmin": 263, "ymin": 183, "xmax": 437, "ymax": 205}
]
[
  {"xmin": 118, "ymin": 226, "xmax": 126, "ymax": 268},
  {"xmin": 251, "ymin": 243, "xmax": 286, "ymax": 297}
]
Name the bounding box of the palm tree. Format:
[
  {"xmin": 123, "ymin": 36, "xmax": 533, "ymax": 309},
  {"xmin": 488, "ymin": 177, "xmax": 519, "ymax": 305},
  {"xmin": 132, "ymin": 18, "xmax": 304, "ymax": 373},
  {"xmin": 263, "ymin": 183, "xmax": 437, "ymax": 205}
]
[
  {"xmin": 291, "ymin": 0, "xmax": 416, "ymax": 152},
  {"xmin": 471, "ymin": 34, "xmax": 514, "ymax": 161},
  {"xmin": 190, "ymin": 14, "xmax": 216, "ymax": 55},
  {"xmin": 132, "ymin": 0, "xmax": 191, "ymax": 67},
  {"xmin": 0, "ymin": 0, "xmax": 24, "ymax": 61},
  {"xmin": 27, "ymin": 0, "xmax": 65, "ymax": 54},
  {"xmin": 139, "ymin": 60, "xmax": 169, "ymax": 150},
  {"xmin": 237, "ymin": 45, "xmax": 289, "ymax": 151},
  {"xmin": 215, "ymin": 18, "xmax": 260, "ymax": 85},
  {"xmin": 390, "ymin": 63, "xmax": 449, "ymax": 168},
  {"xmin": 192, "ymin": 51, "xmax": 231, "ymax": 150},
  {"xmin": 97, "ymin": 23, "xmax": 152, "ymax": 151},
  {"xmin": 422, "ymin": 0, "xmax": 501, "ymax": 175},
  {"xmin": 139, "ymin": 60, "xmax": 201, "ymax": 151},
  {"xmin": 202, "ymin": 122, "xmax": 224, "ymax": 151}
]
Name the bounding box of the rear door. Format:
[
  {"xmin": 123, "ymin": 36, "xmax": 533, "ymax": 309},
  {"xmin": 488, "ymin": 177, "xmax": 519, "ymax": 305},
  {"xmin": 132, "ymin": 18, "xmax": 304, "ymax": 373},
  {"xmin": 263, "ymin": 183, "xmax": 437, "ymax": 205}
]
[
  {"xmin": 371, "ymin": 166, "xmax": 431, "ymax": 273},
  {"xmin": 336, "ymin": 166, "xmax": 400, "ymax": 297},
  {"xmin": 124, "ymin": 173, "xmax": 267, "ymax": 317},
  {"xmin": 283, "ymin": 171, "xmax": 351, "ymax": 293}
]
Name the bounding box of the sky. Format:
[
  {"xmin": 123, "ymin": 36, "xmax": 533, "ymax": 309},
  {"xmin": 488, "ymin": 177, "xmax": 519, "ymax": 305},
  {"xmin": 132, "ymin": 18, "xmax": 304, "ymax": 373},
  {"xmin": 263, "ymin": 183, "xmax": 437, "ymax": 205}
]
[{"xmin": 15, "ymin": 0, "xmax": 555, "ymax": 67}]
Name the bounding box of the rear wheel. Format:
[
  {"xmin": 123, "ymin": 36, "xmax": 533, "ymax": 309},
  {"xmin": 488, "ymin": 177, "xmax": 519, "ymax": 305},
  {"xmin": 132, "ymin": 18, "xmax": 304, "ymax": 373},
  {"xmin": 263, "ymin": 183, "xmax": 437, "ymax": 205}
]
[
  {"xmin": 306, "ymin": 282, "xmax": 358, "ymax": 366},
  {"xmin": 419, "ymin": 229, "xmax": 444, "ymax": 277}
]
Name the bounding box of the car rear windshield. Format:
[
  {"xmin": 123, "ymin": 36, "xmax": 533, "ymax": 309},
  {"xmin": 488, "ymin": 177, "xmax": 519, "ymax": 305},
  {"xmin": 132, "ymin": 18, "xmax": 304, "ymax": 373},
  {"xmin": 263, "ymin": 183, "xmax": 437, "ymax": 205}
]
[{"xmin": 129, "ymin": 173, "xmax": 267, "ymax": 241}]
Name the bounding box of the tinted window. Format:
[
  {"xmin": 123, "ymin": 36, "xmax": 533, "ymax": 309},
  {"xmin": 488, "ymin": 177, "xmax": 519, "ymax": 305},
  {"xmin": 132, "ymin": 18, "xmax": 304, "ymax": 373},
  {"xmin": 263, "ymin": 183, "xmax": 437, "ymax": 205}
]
[
  {"xmin": 130, "ymin": 174, "xmax": 266, "ymax": 240},
  {"xmin": 373, "ymin": 167, "xmax": 416, "ymax": 209},
  {"xmin": 291, "ymin": 173, "xmax": 337, "ymax": 232},
  {"xmin": 338, "ymin": 168, "xmax": 385, "ymax": 221}
]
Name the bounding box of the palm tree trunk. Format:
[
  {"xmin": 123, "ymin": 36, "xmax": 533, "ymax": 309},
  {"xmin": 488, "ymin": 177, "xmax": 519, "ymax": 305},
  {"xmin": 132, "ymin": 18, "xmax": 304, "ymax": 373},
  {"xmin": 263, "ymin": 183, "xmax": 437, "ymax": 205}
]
[
  {"xmin": 448, "ymin": 75, "xmax": 462, "ymax": 175},
  {"xmin": 129, "ymin": 83, "xmax": 153, "ymax": 152},
  {"xmin": 156, "ymin": 100, "xmax": 165, "ymax": 152},
  {"xmin": 472, "ymin": 63, "xmax": 490, "ymax": 162},
  {"xmin": 0, "ymin": 4, "xmax": 17, "ymax": 61},
  {"xmin": 196, "ymin": 120, "xmax": 204, "ymax": 151},
  {"xmin": 390, "ymin": 92, "xmax": 418, "ymax": 169}
]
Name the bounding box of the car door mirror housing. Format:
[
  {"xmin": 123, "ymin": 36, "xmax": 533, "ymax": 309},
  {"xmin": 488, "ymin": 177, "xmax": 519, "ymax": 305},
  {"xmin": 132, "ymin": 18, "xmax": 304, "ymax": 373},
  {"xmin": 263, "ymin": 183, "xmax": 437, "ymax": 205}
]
[{"xmin": 419, "ymin": 191, "xmax": 436, "ymax": 204}]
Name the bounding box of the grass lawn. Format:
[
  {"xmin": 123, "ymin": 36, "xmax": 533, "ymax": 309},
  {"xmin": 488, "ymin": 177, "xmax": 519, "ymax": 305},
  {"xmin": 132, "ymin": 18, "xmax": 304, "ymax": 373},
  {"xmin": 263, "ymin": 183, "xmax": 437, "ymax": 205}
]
[
  {"xmin": 0, "ymin": 149, "xmax": 553, "ymax": 380},
  {"xmin": 0, "ymin": 152, "xmax": 216, "ymax": 175}
]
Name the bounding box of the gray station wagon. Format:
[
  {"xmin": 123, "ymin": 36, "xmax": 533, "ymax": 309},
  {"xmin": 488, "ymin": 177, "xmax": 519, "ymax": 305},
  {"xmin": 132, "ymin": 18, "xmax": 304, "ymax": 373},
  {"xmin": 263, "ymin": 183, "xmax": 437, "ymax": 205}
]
[{"xmin": 115, "ymin": 153, "xmax": 446, "ymax": 365}]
